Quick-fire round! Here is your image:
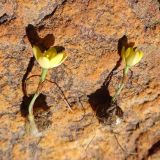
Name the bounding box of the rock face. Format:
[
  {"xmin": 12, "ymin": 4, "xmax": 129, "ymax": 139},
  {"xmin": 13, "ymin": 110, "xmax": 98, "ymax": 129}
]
[{"xmin": 0, "ymin": 0, "xmax": 160, "ymax": 160}]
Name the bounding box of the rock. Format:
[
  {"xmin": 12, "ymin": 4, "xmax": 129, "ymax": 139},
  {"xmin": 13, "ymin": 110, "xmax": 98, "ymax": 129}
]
[{"xmin": 0, "ymin": 0, "xmax": 160, "ymax": 159}]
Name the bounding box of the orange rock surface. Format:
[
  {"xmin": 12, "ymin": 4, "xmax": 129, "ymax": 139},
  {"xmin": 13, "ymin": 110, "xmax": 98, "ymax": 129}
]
[{"xmin": 0, "ymin": 0, "xmax": 160, "ymax": 159}]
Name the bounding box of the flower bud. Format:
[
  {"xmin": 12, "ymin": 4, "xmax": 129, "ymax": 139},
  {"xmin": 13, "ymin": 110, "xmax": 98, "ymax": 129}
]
[{"xmin": 121, "ymin": 46, "xmax": 143, "ymax": 67}]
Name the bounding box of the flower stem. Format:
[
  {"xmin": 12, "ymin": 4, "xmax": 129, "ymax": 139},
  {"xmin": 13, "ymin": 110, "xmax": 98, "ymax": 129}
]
[
  {"xmin": 111, "ymin": 66, "xmax": 129, "ymax": 103},
  {"xmin": 40, "ymin": 68, "xmax": 48, "ymax": 82},
  {"xmin": 124, "ymin": 65, "xmax": 129, "ymax": 76},
  {"xmin": 28, "ymin": 68, "xmax": 48, "ymax": 136},
  {"xmin": 112, "ymin": 83, "xmax": 124, "ymax": 103}
]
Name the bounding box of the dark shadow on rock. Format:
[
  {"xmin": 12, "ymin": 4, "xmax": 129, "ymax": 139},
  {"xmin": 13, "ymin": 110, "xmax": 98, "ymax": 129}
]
[
  {"xmin": 88, "ymin": 84, "xmax": 112, "ymax": 124},
  {"xmin": 22, "ymin": 56, "xmax": 35, "ymax": 97},
  {"xmin": 26, "ymin": 24, "xmax": 55, "ymax": 51},
  {"xmin": 54, "ymin": 46, "xmax": 65, "ymax": 53},
  {"xmin": 118, "ymin": 35, "xmax": 135, "ymax": 53},
  {"xmin": 20, "ymin": 94, "xmax": 52, "ymax": 131},
  {"xmin": 88, "ymin": 35, "xmax": 132, "ymax": 124},
  {"xmin": 146, "ymin": 140, "xmax": 160, "ymax": 158},
  {"xmin": 88, "ymin": 84, "xmax": 123, "ymax": 124},
  {"xmin": 20, "ymin": 94, "xmax": 49, "ymax": 117}
]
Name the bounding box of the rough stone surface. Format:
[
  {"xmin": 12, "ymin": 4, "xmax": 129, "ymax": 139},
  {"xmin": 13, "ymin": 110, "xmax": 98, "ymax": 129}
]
[{"xmin": 0, "ymin": 0, "xmax": 160, "ymax": 160}]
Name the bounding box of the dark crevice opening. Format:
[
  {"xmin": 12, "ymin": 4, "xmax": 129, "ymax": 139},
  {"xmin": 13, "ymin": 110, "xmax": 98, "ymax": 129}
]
[{"xmin": 147, "ymin": 140, "xmax": 160, "ymax": 157}]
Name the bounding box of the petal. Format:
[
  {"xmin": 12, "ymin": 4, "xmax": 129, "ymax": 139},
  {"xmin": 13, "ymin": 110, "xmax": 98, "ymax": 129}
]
[
  {"xmin": 121, "ymin": 46, "xmax": 126, "ymax": 63},
  {"xmin": 32, "ymin": 45, "xmax": 42, "ymax": 60},
  {"xmin": 125, "ymin": 47, "xmax": 131, "ymax": 58},
  {"xmin": 126, "ymin": 51, "xmax": 135, "ymax": 66},
  {"xmin": 59, "ymin": 52, "xmax": 67, "ymax": 63},
  {"xmin": 44, "ymin": 47, "xmax": 57, "ymax": 60},
  {"xmin": 49, "ymin": 52, "xmax": 67, "ymax": 68},
  {"xmin": 131, "ymin": 52, "xmax": 140, "ymax": 66},
  {"xmin": 126, "ymin": 51, "xmax": 139, "ymax": 66},
  {"xmin": 37, "ymin": 57, "xmax": 51, "ymax": 69},
  {"xmin": 138, "ymin": 51, "xmax": 143, "ymax": 61},
  {"xmin": 134, "ymin": 51, "xmax": 143, "ymax": 65}
]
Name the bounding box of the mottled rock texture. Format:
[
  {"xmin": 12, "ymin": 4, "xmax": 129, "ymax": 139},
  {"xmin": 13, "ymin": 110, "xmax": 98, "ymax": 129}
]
[{"xmin": 0, "ymin": 0, "xmax": 160, "ymax": 160}]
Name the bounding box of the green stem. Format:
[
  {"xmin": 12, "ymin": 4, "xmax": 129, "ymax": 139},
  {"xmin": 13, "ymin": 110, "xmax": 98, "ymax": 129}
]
[
  {"xmin": 40, "ymin": 68, "xmax": 48, "ymax": 82},
  {"xmin": 28, "ymin": 93, "xmax": 39, "ymax": 118},
  {"xmin": 111, "ymin": 65, "xmax": 130, "ymax": 103},
  {"xmin": 112, "ymin": 83, "xmax": 124, "ymax": 103},
  {"xmin": 28, "ymin": 68, "xmax": 48, "ymax": 136},
  {"xmin": 124, "ymin": 65, "xmax": 129, "ymax": 76}
]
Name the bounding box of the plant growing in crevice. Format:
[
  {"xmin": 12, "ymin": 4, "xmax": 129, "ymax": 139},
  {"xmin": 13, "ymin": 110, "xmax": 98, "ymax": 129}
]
[
  {"xmin": 112, "ymin": 46, "xmax": 143, "ymax": 104},
  {"xmin": 27, "ymin": 45, "xmax": 67, "ymax": 137}
]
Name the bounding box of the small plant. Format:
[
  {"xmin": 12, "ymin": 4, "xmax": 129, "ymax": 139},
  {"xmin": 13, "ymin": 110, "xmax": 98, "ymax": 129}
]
[
  {"xmin": 27, "ymin": 45, "xmax": 67, "ymax": 137},
  {"xmin": 112, "ymin": 46, "xmax": 143, "ymax": 103}
]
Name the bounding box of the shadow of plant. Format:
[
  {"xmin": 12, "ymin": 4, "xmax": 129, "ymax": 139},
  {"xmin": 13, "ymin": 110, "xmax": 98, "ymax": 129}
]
[
  {"xmin": 26, "ymin": 24, "xmax": 55, "ymax": 51},
  {"xmin": 20, "ymin": 94, "xmax": 52, "ymax": 131},
  {"xmin": 88, "ymin": 35, "xmax": 134, "ymax": 124}
]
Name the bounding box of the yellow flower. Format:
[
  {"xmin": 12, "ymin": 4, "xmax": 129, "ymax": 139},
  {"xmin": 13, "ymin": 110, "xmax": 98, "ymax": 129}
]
[
  {"xmin": 32, "ymin": 45, "xmax": 67, "ymax": 69},
  {"xmin": 121, "ymin": 46, "xmax": 143, "ymax": 67}
]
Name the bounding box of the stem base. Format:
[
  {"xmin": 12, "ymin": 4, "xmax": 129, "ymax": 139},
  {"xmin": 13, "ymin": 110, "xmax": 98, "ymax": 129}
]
[{"xmin": 28, "ymin": 115, "xmax": 42, "ymax": 137}]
